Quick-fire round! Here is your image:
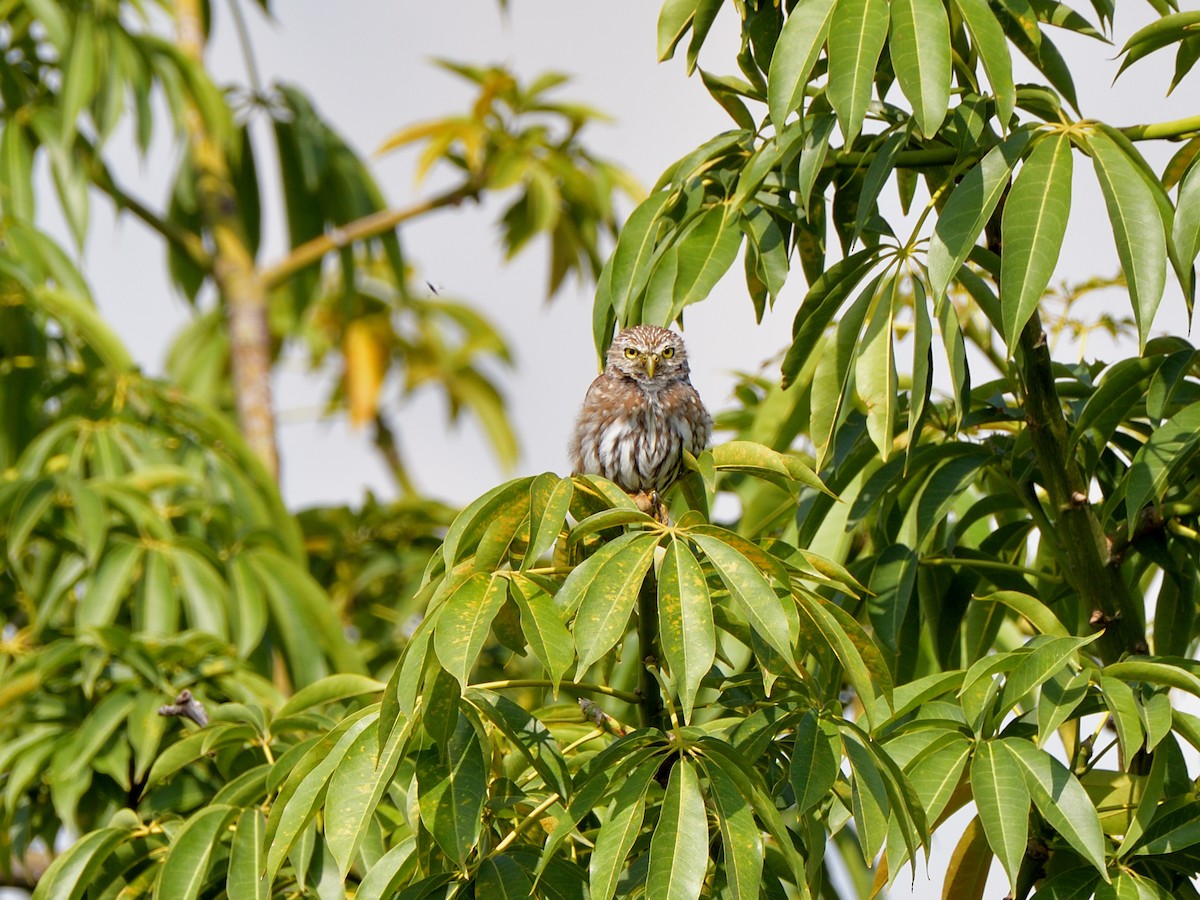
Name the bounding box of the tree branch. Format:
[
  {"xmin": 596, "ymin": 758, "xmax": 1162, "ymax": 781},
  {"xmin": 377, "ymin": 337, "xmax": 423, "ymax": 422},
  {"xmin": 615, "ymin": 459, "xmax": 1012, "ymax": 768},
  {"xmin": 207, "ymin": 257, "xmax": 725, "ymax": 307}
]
[
  {"xmin": 259, "ymin": 182, "xmax": 479, "ymax": 292},
  {"xmin": 1017, "ymin": 314, "xmax": 1148, "ymax": 661},
  {"xmin": 78, "ymin": 140, "xmax": 212, "ymax": 272},
  {"xmin": 828, "ymin": 115, "xmax": 1200, "ymax": 171},
  {"xmin": 978, "ymin": 202, "xmax": 1147, "ymax": 662}
]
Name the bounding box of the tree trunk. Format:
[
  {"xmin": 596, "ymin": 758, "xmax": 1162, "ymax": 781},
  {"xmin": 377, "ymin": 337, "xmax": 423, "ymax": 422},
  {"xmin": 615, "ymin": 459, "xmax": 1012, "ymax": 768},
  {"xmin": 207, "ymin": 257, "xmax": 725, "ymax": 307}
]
[{"xmin": 175, "ymin": 0, "xmax": 280, "ymax": 480}]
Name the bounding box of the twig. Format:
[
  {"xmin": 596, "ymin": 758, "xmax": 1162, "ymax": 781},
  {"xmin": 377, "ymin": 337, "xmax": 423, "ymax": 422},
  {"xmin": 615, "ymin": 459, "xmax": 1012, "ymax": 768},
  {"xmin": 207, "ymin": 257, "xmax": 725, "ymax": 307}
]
[{"xmin": 158, "ymin": 689, "xmax": 208, "ymax": 727}]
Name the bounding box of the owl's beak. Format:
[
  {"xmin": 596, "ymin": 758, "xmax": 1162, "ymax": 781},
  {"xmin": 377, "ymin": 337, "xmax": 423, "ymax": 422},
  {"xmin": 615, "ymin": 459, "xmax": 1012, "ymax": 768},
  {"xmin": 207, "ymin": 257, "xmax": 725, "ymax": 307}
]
[{"xmin": 644, "ymin": 354, "xmax": 658, "ymax": 379}]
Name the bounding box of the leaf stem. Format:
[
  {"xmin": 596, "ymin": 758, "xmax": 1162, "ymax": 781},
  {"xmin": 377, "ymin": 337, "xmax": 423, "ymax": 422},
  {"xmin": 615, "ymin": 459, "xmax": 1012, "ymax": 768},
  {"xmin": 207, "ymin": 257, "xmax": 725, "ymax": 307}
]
[
  {"xmin": 471, "ymin": 679, "xmax": 640, "ymax": 704},
  {"xmin": 492, "ymin": 792, "xmax": 562, "ymax": 855},
  {"xmin": 919, "ymin": 556, "xmax": 1062, "ymax": 583},
  {"xmin": 1119, "ymin": 113, "xmax": 1200, "ymax": 141}
]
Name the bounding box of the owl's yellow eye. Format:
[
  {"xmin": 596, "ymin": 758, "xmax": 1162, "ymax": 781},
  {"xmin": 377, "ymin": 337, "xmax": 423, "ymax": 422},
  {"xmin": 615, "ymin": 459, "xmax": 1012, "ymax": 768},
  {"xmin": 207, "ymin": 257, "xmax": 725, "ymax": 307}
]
[
  {"xmin": 624, "ymin": 347, "xmax": 638, "ymax": 359},
  {"xmin": 661, "ymin": 347, "xmax": 675, "ymax": 359}
]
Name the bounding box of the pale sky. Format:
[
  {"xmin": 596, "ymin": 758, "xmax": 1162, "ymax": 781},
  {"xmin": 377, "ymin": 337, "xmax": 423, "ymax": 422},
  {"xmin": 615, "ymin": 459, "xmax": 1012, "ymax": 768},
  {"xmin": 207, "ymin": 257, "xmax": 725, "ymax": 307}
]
[
  {"xmin": 66, "ymin": 3, "xmax": 1194, "ymax": 515},
  {"xmin": 32, "ymin": 5, "xmax": 1200, "ymax": 897}
]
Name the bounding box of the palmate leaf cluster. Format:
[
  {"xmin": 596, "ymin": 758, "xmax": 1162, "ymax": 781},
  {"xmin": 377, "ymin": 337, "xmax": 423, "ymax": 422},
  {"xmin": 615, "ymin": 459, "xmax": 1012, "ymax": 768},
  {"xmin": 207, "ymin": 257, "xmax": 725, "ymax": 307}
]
[{"xmin": 5, "ymin": 0, "xmax": 1200, "ymax": 898}]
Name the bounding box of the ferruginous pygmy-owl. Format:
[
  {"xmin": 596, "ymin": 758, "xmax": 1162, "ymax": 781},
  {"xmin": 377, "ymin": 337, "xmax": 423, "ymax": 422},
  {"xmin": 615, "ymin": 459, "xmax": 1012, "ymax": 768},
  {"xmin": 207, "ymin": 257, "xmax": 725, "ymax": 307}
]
[{"xmin": 568, "ymin": 325, "xmax": 711, "ymax": 510}]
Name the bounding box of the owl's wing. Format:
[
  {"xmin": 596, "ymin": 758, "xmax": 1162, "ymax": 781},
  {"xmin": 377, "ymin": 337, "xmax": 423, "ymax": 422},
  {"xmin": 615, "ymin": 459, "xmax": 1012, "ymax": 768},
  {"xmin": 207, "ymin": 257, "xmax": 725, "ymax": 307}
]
[{"xmin": 568, "ymin": 372, "xmax": 624, "ymax": 474}]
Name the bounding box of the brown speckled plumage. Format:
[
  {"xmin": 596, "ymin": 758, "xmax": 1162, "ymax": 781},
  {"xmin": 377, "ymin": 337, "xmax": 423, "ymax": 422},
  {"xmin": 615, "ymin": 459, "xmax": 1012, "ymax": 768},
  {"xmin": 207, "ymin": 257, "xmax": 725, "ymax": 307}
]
[{"xmin": 569, "ymin": 325, "xmax": 711, "ymax": 498}]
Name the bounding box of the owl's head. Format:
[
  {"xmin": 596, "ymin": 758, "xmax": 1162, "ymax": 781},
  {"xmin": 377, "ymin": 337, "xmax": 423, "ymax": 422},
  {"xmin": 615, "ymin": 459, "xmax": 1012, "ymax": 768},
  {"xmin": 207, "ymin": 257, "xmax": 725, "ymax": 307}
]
[{"xmin": 606, "ymin": 325, "xmax": 690, "ymax": 385}]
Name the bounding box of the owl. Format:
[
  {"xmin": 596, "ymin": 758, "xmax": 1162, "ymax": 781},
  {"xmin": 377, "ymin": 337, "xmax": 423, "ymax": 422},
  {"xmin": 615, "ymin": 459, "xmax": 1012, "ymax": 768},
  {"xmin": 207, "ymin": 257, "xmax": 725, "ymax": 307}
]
[{"xmin": 569, "ymin": 325, "xmax": 711, "ymax": 515}]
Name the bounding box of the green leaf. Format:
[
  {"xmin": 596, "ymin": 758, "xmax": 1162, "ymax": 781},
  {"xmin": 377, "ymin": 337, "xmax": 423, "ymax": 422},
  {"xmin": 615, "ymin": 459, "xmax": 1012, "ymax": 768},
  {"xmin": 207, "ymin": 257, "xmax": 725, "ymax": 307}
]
[
  {"xmin": 1000, "ymin": 133, "xmax": 1073, "ymax": 346},
  {"xmin": 524, "ymin": 475, "xmax": 573, "ymax": 570},
  {"xmin": 440, "ymin": 477, "xmax": 531, "ymax": 569},
  {"xmin": 249, "ymin": 549, "xmax": 357, "ymax": 686},
  {"xmin": 329, "ymin": 711, "xmax": 412, "ymax": 879},
  {"xmin": 697, "ymin": 738, "xmax": 808, "ymax": 885},
  {"xmin": 416, "ymin": 715, "xmax": 486, "ymax": 866},
  {"xmin": 973, "ymin": 590, "xmax": 1069, "ymax": 639},
  {"xmin": 970, "ymin": 740, "xmax": 1030, "ymax": 891},
  {"xmin": 228, "ymin": 553, "xmax": 268, "ymax": 658},
  {"xmin": 842, "ymin": 732, "xmax": 890, "ymax": 860},
  {"xmin": 60, "ymin": 12, "xmax": 97, "ymax": 143},
  {"xmin": 1086, "ymin": 130, "xmax": 1166, "ymax": 349},
  {"xmin": 1100, "ymin": 676, "xmax": 1145, "ymax": 764},
  {"xmin": 658, "ymin": 538, "xmax": 715, "ymax": 723},
  {"xmin": 1174, "ymin": 157, "xmax": 1200, "ymax": 298},
  {"xmin": 589, "ymin": 799, "xmax": 646, "ymax": 900},
  {"xmin": 172, "ymin": 545, "xmax": 229, "ymax": 638},
  {"xmin": 323, "ymin": 722, "xmax": 379, "ymax": 877},
  {"xmin": 867, "ymin": 543, "xmax": 918, "ymax": 655},
  {"xmin": 1134, "ymin": 804, "xmax": 1200, "ymax": 857},
  {"xmin": 999, "ymin": 634, "xmax": 1098, "ymax": 716},
  {"xmin": 686, "ymin": 0, "xmax": 724, "ymax": 73},
  {"xmin": 691, "ymin": 533, "xmax": 797, "ymax": 667},
  {"xmin": 648, "ymin": 758, "xmax": 709, "ymax": 900},
  {"xmin": 558, "ymin": 530, "xmax": 644, "ymax": 614},
  {"xmin": 928, "ymin": 132, "xmax": 1030, "ymax": 301},
  {"xmin": 6, "ymin": 477, "xmax": 55, "ymax": 566},
  {"xmin": 1037, "ymin": 669, "xmax": 1091, "ymax": 748},
  {"xmin": 809, "ymin": 280, "xmax": 876, "ymax": 466},
  {"xmin": 159, "ymin": 805, "xmax": 238, "ymax": 900},
  {"xmin": 659, "ymin": 0, "xmax": 702, "ymax": 61},
  {"xmin": 1116, "ymin": 741, "xmax": 1168, "ymax": 858},
  {"xmin": 826, "ymin": 0, "xmax": 890, "ymax": 144},
  {"xmin": 66, "ymin": 482, "xmax": 106, "ymax": 567},
  {"xmin": 796, "ymin": 115, "xmax": 837, "ymax": 216},
  {"xmin": 853, "ymin": 131, "xmax": 909, "ymax": 247},
  {"xmin": 1068, "ymin": 354, "xmax": 1164, "ymax": 454},
  {"xmin": 466, "ymin": 688, "xmax": 571, "ymax": 800},
  {"xmin": 790, "ymin": 710, "xmax": 839, "ymax": 816},
  {"xmin": 53, "ymin": 689, "xmax": 136, "ymax": 787},
  {"xmin": 277, "ymin": 673, "xmax": 385, "ymax": 719},
  {"xmin": 706, "ymin": 760, "xmax": 762, "ymax": 900},
  {"xmin": 767, "ymin": 0, "xmax": 838, "ymax": 127},
  {"xmin": 434, "ymin": 573, "xmax": 507, "ymax": 688},
  {"xmin": 856, "ymin": 275, "xmax": 900, "ymax": 459},
  {"xmin": 1002, "ymin": 738, "xmax": 1109, "ymax": 877},
  {"xmin": 264, "ymin": 709, "xmax": 377, "ymax": 882},
  {"xmin": 1141, "ymin": 691, "xmax": 1173, "ymax": 751},
  {"xmin": 353, "ymin": 839, "xmax": 416, "ymax": 900},
  {"xmin": 954, "ymin": 0, "xmax": 1017, "ymax": 126},
  {"xmin": 77, "ymin": 539, "xmax": 142, "ymax": 629},
  {"xmin": 31, "ymin": 827, "xmax": 128, "ymax": 900},
  {"xmin": 477, "ymin": 855, "xmax": 535, "ymax": 897},
  {"xmin": 668, "ymin": 206, "xmax": 743, "ymax": 322},
  {"xmin": 942, "ymin": 816, "xmax": 993, "ymax": 900},
  {"xmin": 781, "ymin": 247, "xmax": 879, "ymax": 388},
  {"xmin": 800, "ymin": 593, "xmax": 892, "ymax": 725},
  {"xmin": 905, "ymin": 732, "xmax": 971, "ymax": 826},
  {"xmin": 510, "ymin": 576, "xmax": 574, "ymax": 689},
  {"xmin": 23, "ymin": 0, "xmax": 69, "ymax": 49},
  {"xmin": 227, "ymin": 808, "xmax": 266, "ymax": 900},
  {"xmin": 710, "ymin": 440, "xmax": 835, "ymax": 497},
  {"xmin": 0, "ymin": 121, "xmax": 35, "ymax": 221},
  {"xmin": 608, "ymin": 191, "xmax": 673, "ymax": 324},
  {"xmin": 890, "ymin": 0, "xmax": 952, "ymax": 137},
  {"xmin": 1105, "ymin": 658, "xmax": 1200, "ymax": 699},
  {"xmin": 1124, "ymin": 400, "xmax": 1200, "ymax": 523},
  {"xmin": 574, "ymin": 533, "xmax": 660, "ymax": 672}
]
